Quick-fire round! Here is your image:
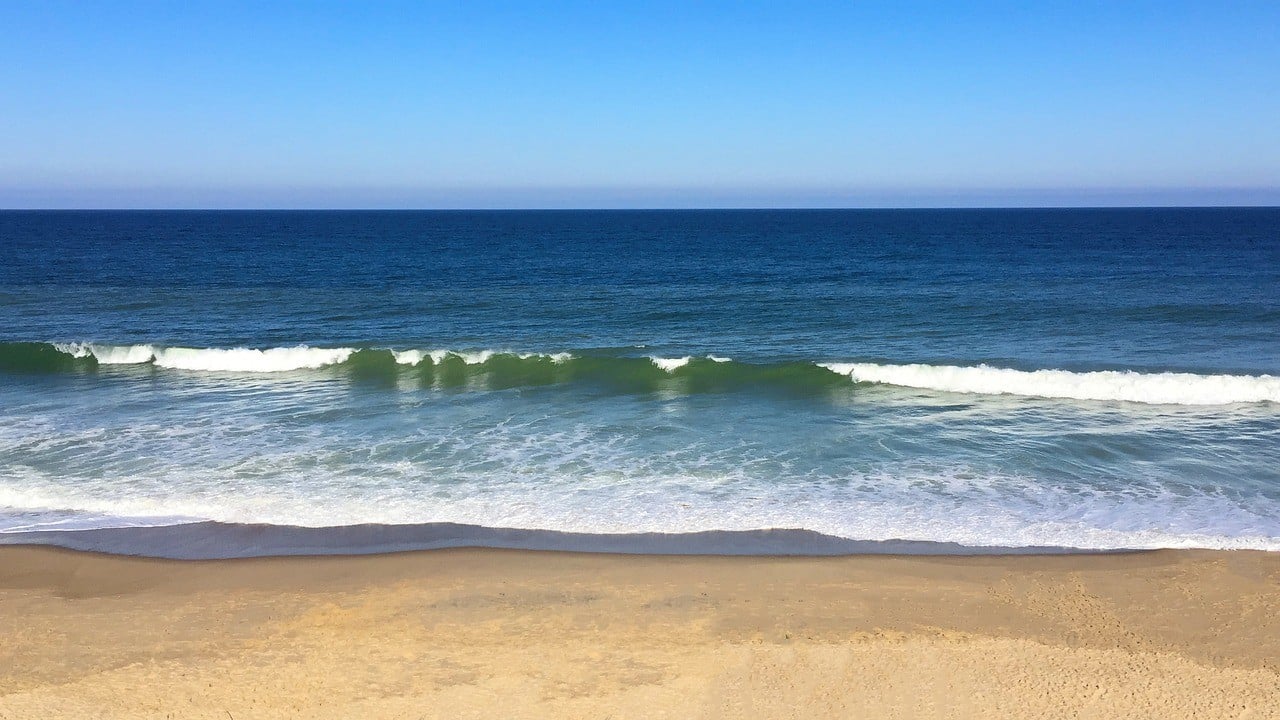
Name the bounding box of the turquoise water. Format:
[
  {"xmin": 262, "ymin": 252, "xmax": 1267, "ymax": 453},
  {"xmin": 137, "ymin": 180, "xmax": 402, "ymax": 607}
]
[{"xmin": 1, "ymin": 209, "xmax": 1278, "ymax": 553}]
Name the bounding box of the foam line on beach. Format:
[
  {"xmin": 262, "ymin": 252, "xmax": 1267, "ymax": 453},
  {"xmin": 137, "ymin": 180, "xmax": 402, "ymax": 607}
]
[{"xmin": 0, "ymin": 521, "xmax": 1103, "ymax": 559}]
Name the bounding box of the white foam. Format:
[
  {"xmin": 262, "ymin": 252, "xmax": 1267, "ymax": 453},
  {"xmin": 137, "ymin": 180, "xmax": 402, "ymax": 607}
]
[
  {"xmin": 650, "ymin": 355, "xmax": 733, "ymax": 371},
  {"xmin": 2, "ymin": 393, "xmax": 1277, "ymax": 551},
  {"xmin": 52, "ymin": 342, "xmax": 93, "ymax": 359},
  {"xmin": 820, "ymin": 362, "xmax": 1280, "ymax": 406},
  {"xmin": 60, "ymin": 343, "xmax": 159, "ymax": 365},
  {"xmin": 52, "ymin": 343, "xmax": 357, "ymax": 371},
  {"xmin": 57, "ymin": 344, "xmax": 356, "ymax": 372},
  {"xmin": 396, "ymin": 349, "xmax": 573, "ymax": 366},
  {"xmin": 3, "ymin": 467, "xmax": 1278, "ymax": 551},
  {"xmin": 152, "ymin": 347, "xmax": 354, "ymax": 372},
  {"xmin": 454, "ymin": 350, "xmax": 495, "ymax": 365},
  {"xmin": 391, "ymin": 350, "xmax": 426, "ymax": 366},
  {"xmin": 650, "ymin": 356, "xmax": 692, "ymax": 372},
  {"xmin": 518, "ymin": 351, "xmax": 574, "ymax": 364},
  {"xmin": 423, "ymin": 350, "xmax": 496, "ymax": 365}
]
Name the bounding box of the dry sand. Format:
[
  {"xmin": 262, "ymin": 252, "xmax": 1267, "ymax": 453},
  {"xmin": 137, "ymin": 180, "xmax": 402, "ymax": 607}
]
[{"xmin": 1, "ymin": 546, "xmax": 1278, "ymax": 718}]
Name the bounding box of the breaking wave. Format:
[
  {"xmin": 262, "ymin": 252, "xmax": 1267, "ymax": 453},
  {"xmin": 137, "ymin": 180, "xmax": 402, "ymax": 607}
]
[
  {"xmin": 820, "ymin": 362, "xmax": 1280, "ymax": 406},
  {"xmin": 2, "ymin": 342, "xmax": 1277, "ymax": 406}
]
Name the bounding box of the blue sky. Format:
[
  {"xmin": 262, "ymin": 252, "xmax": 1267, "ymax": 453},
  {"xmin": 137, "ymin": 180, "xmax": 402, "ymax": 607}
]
[{"xmin": 2, "ymin": 1, "xmax": 1277, "ymax": 208}]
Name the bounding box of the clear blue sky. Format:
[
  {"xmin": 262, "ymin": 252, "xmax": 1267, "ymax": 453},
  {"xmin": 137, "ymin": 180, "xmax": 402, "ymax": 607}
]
[{"xmin": 2, "ymin": 1, "xmax": 1277, "ymax": 208}]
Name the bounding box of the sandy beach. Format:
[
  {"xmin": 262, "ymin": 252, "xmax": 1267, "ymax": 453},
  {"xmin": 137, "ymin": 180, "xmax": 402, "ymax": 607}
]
[{"xmin": 0, "ymin": 547, "xmax": 1277, "ymax": 718}]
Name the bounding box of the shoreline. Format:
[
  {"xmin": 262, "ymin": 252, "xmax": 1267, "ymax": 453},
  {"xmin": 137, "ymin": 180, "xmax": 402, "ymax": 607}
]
[
  {"xmin": 2, "ymin": 546, "xmax": 1278, "ymax": 718},
  {"xmin": 0, "ymin": 521, "xmax": 1133, "ymax": 559}
]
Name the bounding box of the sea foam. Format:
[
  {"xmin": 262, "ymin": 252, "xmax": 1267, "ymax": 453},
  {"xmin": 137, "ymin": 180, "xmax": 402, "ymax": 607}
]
[
  {"xmin": 649, "ymin": 356, "xmax": 692, "ymax": 372},
  {"xmin": 648, "ymin": 355, "xmax": 733, "ymax": 372},
  {"xmin": 54, "ymin": 343, "xmax": 355, "ymax": 372},
  {"xmin": 821, "ymin": 362, "xmax": 1280, "ymax": 406}
]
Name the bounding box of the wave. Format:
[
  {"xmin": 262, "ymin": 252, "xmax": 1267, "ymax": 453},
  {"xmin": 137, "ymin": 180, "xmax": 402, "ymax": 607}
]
[
  {"xmin": 820, "ymin": 362, "xmax": 1280, "ymax": 406},
  {"xmin": 0, "ymin": 522, "xmax": 1133, "ymax": 558},
  {"xmin": 3, "ymin": 469, "xmax": 1278, "ymax": 552},
  {"xmin": 55, "ymin": 343, "xmax": 357, "ymax": 372},
  {"xmin": 2, "ymin": 342, "xmax": 1278, "ymax": 405}
]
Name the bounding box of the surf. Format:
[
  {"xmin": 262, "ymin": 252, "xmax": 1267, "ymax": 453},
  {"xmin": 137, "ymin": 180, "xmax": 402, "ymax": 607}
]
[
  {"xmin": 820, "ymin": 362, "xmax": 1280, "ymax": 406},
  {"xmin": 3, "ymin": 342, "xmax": 1278, "ymax": 406}
]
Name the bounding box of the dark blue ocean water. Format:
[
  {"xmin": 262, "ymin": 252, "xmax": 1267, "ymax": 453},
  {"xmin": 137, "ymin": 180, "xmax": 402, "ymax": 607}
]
[{"xmin": 1, "ymin": 209, "xmax": 1278, "ymax": 552}]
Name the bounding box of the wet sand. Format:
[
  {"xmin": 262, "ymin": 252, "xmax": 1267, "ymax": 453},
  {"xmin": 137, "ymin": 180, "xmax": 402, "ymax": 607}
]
[{"xmin": 1, "ymin": 546, "xmax": 1278, "ymax": 718}]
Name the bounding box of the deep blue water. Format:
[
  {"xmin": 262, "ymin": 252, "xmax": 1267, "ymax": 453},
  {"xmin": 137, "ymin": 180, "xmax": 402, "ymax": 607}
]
[{"xmin": 1, "ymin": 209, "xmax": 1278, "ymax": 552}]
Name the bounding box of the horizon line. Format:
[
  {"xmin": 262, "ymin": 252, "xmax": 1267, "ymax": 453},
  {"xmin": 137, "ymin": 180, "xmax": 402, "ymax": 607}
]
[{"xmin": 3, "ymin": 205, "xmax": 1279, "ymax": 212}]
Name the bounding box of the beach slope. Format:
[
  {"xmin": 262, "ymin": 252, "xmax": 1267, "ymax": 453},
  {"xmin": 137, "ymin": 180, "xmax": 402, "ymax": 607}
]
[{"xmin": 1, "ymin": 547, "xmax": 1278, "ymax": 718}]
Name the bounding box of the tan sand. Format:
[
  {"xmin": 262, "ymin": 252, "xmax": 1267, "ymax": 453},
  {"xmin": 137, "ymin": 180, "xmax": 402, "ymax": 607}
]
[{"xmin": 1, "ymin": 546, "xmax": 1278, "ymax": 719}]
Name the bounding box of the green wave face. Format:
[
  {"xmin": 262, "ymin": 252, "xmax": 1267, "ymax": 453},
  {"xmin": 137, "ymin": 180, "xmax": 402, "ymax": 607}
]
[
  {"xmin": 0, "ymin": 342, "xmax": 852, "ymax": 397},
  {"xmin": 7, "ymin": 343, "xmax": 1277, "ymax": 405},
  {"xmin": 0, "ymin": 342, "xmax": 100, "ymax": 374},
  {"xmin": 326, "ymin": 351, "xmax": 851, "ymax": 397}
]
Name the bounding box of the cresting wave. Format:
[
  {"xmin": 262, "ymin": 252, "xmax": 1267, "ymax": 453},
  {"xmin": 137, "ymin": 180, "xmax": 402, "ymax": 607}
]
[
  {"xmin": 2, "ymin": 342, "xmax": 1278, "ymax": 406},
  {"xmin": 820, "ymin": 362, "xmax": 1280, "ymax": 406}
]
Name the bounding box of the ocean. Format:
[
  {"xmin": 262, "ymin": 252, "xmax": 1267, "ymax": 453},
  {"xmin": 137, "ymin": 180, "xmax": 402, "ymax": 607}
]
[{"xmin": 1, "ymin": 208, "xmax": 1277, "ymax": 556}]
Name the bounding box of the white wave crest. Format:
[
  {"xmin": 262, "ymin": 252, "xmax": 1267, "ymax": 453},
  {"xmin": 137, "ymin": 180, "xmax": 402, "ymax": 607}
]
[
  {"xmin": 58, "ymin": 344, "xmax": 355, "ymax": 372},
  {"xmin": 416, "ymin": 350, "xmax": 495, "ymax": 365},
  {"xmin": 649, "ymin": 355, "xmax": 732, "ymax": 372},
  {"xmin": 820, "ymin": 362, "xmax": 1280, "ymax": 406},
  {"xmin": 52, "ymin": 342, "xmax": 93, "ymax": 359},
  {"xmin": 649, "ymin": 356, "xmax": 692, "ymax": 372},
  {"xmin": 52, "ymin": 344, "xmax": 580, "ymax": 372},
  {"xmin": 518, "ymin": 351, "xmax": 574, "ymax": 364},
  {"xmin": 153, "ymin": 347, "xmax": 354, "ymax": 372},
  {"xmin": 54, "ymin": 343, "xmax": 159, "ymax": 365},
  {"xmin": 453, "ymin": 350, "xmax": 495, "ymax": 365},
  {"xmin": 391, "ymin": 350, "xmax": 426, "ymax": 365},
  {"xmin": 394, "ymin": 349, "xmax": 572, "ymax": 366}
]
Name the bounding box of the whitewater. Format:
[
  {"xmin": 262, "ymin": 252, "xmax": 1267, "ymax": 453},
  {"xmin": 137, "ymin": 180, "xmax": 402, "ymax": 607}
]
[{"xmin": 16, "ymin": 342, "xmax": 1280, "ymax": 406}]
